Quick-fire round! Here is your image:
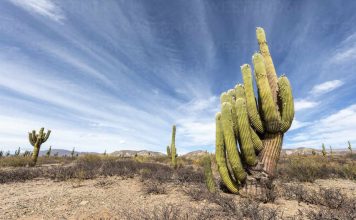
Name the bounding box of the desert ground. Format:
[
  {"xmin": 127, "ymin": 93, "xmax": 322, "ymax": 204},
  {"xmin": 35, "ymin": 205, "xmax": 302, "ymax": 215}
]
[{"xmin": 1, "ymin": 154, "xmax": 356, "ymax": 220}]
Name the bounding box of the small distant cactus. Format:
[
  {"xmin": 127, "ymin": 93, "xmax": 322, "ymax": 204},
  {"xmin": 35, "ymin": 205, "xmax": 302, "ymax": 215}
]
[
  {"xmin": 71, "ymin": 147, "xmax": 75, "ymax": 157},
  {"xmin": 0, "ymin": 150, "xmax": 3, "ymax": 157},
  {"xmin": 322, "ymin": 144, "xmax": 327, "ymax": 157},
  {"xmin": 348, "ymin": 141, "xmax": 352, "ymax": 154},
  {"xmin": 23, "ymin": 150, "xmax": 32, "ymax": 157},
  {"xmin": 203, "ymin": 155, "xmax": 216, "ymax": 193},
  {"xmin": 166, "ymin": 145, "xmax": 171, "ymax": 158},
  {"xmin": 14, "ymin": 147, "xmax": 21, "ymax": 156},
  {"xmin": 46, "ymin": 146, "xmax": 52, "ymax": 157},
  {"xmin": 29, "ymin": 128, "xmax": 51, "ymax": 166},
  {"xmin": 312, "ymin": 149, "xmax": 316, "ymax": 155},
  {"xmin": 170, "ymin": 125, "xmax": 177, "ymax": 168}
]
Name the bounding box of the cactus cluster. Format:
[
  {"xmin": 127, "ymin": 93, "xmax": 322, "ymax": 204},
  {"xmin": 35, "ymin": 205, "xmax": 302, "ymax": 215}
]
[
  {"xmin": 215, "ymin": 27, "xmax": 294, "ymax": 194},
  {"xmin": 29, "ymin": 128, "xmax": 51, "ymax": 166}
]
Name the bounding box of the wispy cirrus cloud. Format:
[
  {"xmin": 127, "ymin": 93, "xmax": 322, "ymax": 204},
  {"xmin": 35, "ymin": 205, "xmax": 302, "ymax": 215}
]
[
  {"xmin": 8, "ymin": 0, "xmax": 65, "ymax": 22},
  {"xmin": 310, "ymin": 80, "xmax": 344, "ymax": 96}
]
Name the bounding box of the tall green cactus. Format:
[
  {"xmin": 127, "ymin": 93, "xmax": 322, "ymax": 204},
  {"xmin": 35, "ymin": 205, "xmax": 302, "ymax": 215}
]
[
  {"xmin": 203, "ymin": 155, "xmax": 216, "ymax": 193},
  {"xmin": 215, "ymin": 27, "xmax": 294, "ymax": 194},
  {"xmin": 171, "ymin": 125, "xmax": 177, "ymax": 168},
  {"xmin": 322, "ymin": 143, "xmax": 327, "ymax": 157},
  {"xmin": 348, "ymin": 141, "xmax": 352, "ymax": 154},
  {"xmin": 29, "ymin": 128, "xmax": 51, "ymax": 166}
]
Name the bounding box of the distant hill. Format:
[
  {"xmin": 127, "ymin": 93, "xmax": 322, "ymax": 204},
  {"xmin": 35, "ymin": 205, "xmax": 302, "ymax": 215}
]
[
  {"xmin": 39, "ymin": 149, "xmax": 99, "ymax": 157},
  {"xmin": 110, "ymin": 150, "xmax": 165, "ymax": 157},
  {"xmin": 182, "ymin": 150, "xmax": 208, "ymax": 159},
  {"xmin": 281, "ymin": 147, "xmax": 350, "ymax": 156}
]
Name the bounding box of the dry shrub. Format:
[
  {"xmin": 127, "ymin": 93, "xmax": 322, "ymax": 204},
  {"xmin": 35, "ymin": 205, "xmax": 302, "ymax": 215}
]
[
  {"xmin": 184, "ymin": 186, "xmax": 279, "ymax": 219},
  {"xmin": 277, "ymin": 155, "xmax": 356, "ymax": 182},
  {"xmin": 0, "ymin": 156, "xmax": 32, "ymax": 167},
  {"xmin": 143, "ymin": 181, "xmax": 166, "ymax": 195}
]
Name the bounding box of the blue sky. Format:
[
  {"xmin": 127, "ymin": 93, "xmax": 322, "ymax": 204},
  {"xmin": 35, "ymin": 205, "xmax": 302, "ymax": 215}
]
[{"xmin": 0, "ymin": 0, "xmax": 356, "ymax": 154}]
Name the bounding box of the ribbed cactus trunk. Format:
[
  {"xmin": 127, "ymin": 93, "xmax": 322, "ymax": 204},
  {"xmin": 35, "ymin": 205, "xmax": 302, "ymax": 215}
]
[
  {"xmin": 260, "ymin": 133, "xmax": 283, "ymax": 175},
  {"xmin": 171, "ymin": 125, "xmax": 177, "ymax": 168}
]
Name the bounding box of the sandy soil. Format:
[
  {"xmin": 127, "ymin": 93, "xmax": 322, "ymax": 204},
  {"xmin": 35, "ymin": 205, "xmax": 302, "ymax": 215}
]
[{"xmin": 1, "ymin": 177, "xmax": 355, "ymax": 219}]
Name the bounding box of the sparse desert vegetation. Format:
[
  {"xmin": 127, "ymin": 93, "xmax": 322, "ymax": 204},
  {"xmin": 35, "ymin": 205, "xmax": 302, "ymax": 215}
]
[{"xmin": 1, "ymin": 153, "xmax": 356, "ymax": 219}]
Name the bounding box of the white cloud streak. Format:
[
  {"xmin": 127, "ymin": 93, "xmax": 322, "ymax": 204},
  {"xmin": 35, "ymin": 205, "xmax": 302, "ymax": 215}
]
[
  {"xmin": 9, "ymin": 0, "xmax": 65, "ymax": 22},
  {"xmin": 310, "ymin": 80, "xmax": 344, "ymax": 96},
  {"xmin": 294, "ymin": 99, "xmax": 319, "ymax": 111}
]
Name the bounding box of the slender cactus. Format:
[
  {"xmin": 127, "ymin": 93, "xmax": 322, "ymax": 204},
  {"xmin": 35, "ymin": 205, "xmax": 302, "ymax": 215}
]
[
  {"xmin": 71, "ymin": 148, "xmax": 75, "ymax": 157},
  {"xmin": 348, "ymin": 141, "xmax": 352, "ymax": 154},
  {"xmin": 322, "ymin": 143, "xmax": 327, "ymax": 157},
  {"xmin": 46, "ymin": 146, "xmax": 52, "ymax": 157},
  {"xmin": 171, "ymin": 125, "xmax": 177, "ymax": 168},
  {"xmin": 203, "ymin": 155, "xmax": 216, "ymax": 193},
  {"xmin": 215, "ymin": 27, "xmax": 294, "ymax": 195},
  {"xmin": 29, "ymin": 128, "xmax": 51, "ymax": 166}
]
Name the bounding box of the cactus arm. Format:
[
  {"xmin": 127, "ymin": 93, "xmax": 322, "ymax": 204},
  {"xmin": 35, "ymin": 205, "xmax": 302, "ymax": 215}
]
[
  {"xmin": 221, "ymin": 102, "xmax": 246, "ymax": 181},
  {"xmin": 256, "ymin": 27, "xmax": 279, "ymax": 105},
  {"xmin": 252, "ymin": 53, "xmax": 280, "ymax": 133},
  {"xmin": 42, "ymin": 130, "xmax": 51, "ymax": 143},
  {"xmin": 226, "ymin": 90, "xmax": 239, "ymax": 137},
  {"xmin": 215, "ymin": 112, "xmax": 239, "ymax": 193},
  {"xmin": 29, "ymin": 133, "xmax": 35, "ymax": 146},
  {"xmin": 235, "ymin": 98, "xmax": 257, "ymax": 166},
  {"xmin": 38, "ymin": 128, "xmax": 44, "ymax": 138},
  {"xmin": 241, "ymin": 64, "xmax": 264, "ymax": 133},
  {"xmin": 278, "ymin": 76, "xmax": 294, "ymax": 132},
  {"xmin": 203, "ymin": 155, "xmax": 216, "ymax": 193},
  {"xmin": 250, "ymin": 127, "xmax": 263, "ymax": 152}
]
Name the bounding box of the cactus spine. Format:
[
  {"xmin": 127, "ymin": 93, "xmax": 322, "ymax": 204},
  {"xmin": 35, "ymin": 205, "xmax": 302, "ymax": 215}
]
[
  {"xmin": 215, "ymin": 27, "xmax": 294, "ymax": 194},
  {"xmin": 322, "ymin": 143, "xmax": 327, "ymax": 157},
  {"xmin": 171, "ymin": 125, "xmax": 177, "ymax": 168},
  {"xmin": 203, "ymin": 155, "xmax": 216, "ymax": 193},
  {"xmin": 348, "ymin": 141, "xmax": 352, "ymax": 154},
  {"xmin": 29, "ymin": 128, "xmax": 51, "ymax": 166}
]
